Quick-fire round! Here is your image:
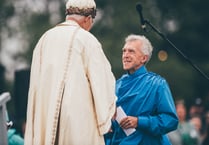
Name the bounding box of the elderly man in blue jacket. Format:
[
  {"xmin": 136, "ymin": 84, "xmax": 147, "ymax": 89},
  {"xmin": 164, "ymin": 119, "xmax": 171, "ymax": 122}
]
[{"xmin": 105, "ymin": 34, "xmax": 178, "ymax": 145}]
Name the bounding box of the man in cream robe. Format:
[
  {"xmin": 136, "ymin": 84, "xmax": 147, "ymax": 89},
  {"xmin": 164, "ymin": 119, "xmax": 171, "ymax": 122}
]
[{"xmin": 24, "ymin": 0, "xmax": 116, "ymax": 144}]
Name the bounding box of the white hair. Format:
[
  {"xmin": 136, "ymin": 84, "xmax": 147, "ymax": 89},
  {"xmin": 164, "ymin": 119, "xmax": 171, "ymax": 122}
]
[
  {"xmin": 125, "ymin": 34, "xmax": 153, "ymax": 63},
  {"xmin": 66, "ymin": 14, "xmax": 85, "ymax": 21}
]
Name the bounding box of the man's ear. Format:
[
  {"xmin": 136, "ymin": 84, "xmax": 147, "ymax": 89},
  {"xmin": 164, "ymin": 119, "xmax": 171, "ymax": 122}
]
[
  {"xmin": 141, "ymin": 55, "xmax": 148, "ymax": 64},
  {"xmin": 84, "ymin": 16, "xmax": 91, "ymax": 23}
]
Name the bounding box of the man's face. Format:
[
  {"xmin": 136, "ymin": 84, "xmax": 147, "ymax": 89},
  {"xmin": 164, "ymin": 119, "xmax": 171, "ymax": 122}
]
[
  {"xmin": 176, "ymin": 104, "xmax": 186, "ymax": 122},
  {"xmin": 122, "ymin": 40, "xmax": 148, "ymax": 74}
]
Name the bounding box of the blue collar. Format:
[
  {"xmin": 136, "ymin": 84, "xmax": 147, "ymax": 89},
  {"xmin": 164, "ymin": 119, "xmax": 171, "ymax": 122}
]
[{"xmin": 127, "ymin": 65, "xmax": 147, "ymax": 77}]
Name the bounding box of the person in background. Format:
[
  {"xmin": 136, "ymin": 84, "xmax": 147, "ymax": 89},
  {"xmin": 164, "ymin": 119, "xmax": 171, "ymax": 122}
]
[
  {"xmin": 201, "ymin": 111, "xmax": 209, "ymax": 145},
  {"xmin": 24, "ymin": 0, "xmax": 116, "ymax": 144},
  {"xmin": 8, "ymin": 128, "xmax": 24, "ymax": 145},
  {"xmin": 189, "ymin": 98, "xmax": 204, "ymax": 119},
  {"xmin": 190, "ymin": 114, "xmax": 204, "ymax": 144},
  {"xmin": 105, "ymin": 34, "xmax": 178, "ymax": 145},
  {"xmin": 168, "ymin": 100, "xmax": 200, "ymax": 145},
  {"xmin": 202, "ymin": 125, "xmax": 209, "ymax": 145},
  {"xmin": 6, "ymin": 112, "xmax": 24, "ymax": 145}
]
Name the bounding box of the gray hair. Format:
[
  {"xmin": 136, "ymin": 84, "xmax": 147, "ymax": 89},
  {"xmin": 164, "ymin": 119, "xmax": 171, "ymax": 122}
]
[
  {"xmin": 125, "ymin": 34, "xmax": 153, "ymax": 63},
  {"xmin": 66, "ymin": 14, "xmax": 85, "ymax": 21}
]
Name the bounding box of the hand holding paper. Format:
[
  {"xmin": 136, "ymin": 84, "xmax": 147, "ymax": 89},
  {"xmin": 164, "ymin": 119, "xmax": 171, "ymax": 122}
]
[{"xmin": 115, "ymin": 106, "xmax": 136, "ymax": 136}]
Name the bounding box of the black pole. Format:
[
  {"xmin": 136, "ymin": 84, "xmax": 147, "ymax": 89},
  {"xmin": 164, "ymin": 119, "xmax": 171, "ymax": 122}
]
[{"xmin": 143, "ymin": 19, "xmax": 209, "ymax": 82}]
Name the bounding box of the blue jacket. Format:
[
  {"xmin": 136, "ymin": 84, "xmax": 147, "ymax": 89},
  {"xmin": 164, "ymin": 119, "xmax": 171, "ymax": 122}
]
[{"xmin": 105, "ymin": 66, "xmax": 178, "ymax": 145}]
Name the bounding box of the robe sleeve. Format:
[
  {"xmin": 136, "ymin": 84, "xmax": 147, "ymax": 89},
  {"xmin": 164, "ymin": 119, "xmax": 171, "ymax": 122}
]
[
  {"xmin": 85, "ymin": 38, "xmax": 116, "ymax": 135},
  {"xmin": 137, "ymin": 79, "xmax": 178, "ymax": 136},
  {"xmin": 24, "ymin": 34, "xmax": 45, "ymax": 144}
]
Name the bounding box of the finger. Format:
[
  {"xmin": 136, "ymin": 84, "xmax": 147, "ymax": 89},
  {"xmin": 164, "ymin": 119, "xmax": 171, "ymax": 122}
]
[
  {"xmin": 120, "ymin": 120, "xmax": 127, "ymax": 127},
  {"xmin": 120, "ymin": 120, "xmax": 131, "ymax": 129},
  {"xmin": 124, "ymin": 122, "xmax": 131, "ymax": 129},
  {"xmin": 120, "ymin": 117, "xmax": 128, "ymax": 125}
]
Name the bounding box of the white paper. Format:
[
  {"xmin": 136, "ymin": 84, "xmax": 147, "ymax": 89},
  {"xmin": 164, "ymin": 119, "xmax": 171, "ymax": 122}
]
[{"xmin": 116, "ymin": 106, "xmax": 136, "ymax": 136}]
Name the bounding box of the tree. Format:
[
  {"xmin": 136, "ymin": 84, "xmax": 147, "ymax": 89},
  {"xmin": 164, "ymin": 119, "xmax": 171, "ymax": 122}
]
[{"xmin": 0, "ymin": 0, "xmax": 208, "ymax": 116}]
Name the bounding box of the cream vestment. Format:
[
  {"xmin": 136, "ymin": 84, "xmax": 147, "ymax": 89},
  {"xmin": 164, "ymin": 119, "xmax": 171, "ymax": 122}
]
[{"xmin": 24, "ymin": 20, "xmax": 116, "ymax": 145}]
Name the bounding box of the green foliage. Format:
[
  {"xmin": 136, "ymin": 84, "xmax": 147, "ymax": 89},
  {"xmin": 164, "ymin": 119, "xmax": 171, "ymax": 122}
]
[
  {"xmin": 1, "ymin": 0, "xmax": 209, "ymax": 106},
  {"xmin": 24, "ymin": 13, "xmax": 52, "ymax": 62},
  {"xmin": 93, "ymin": 0, "xmax": 209, "ymax": 102}
]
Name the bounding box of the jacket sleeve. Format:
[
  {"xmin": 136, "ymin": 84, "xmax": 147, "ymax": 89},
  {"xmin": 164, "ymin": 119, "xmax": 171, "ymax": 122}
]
[
  {"xmin": 137, "ymin": 79, "xmax": 178, "ymax": 136},
  {"xmin": 85, "ymin": 37, "xmax": 116, "ymax": 135}
]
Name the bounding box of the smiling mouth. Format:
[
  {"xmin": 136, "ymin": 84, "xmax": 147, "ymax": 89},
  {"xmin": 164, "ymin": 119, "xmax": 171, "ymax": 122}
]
[{"xmin": 123, "ymin": 60, "xmax": 131, "ymax": 63}]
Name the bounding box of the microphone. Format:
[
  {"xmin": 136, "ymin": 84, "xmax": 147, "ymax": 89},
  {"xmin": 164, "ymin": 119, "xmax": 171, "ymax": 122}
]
[{"xmin": 136, "ymin": 3, "xmax": 146, "ymax": 30}]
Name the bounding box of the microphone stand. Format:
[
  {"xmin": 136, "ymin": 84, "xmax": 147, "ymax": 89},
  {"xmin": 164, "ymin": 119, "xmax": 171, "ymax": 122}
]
[{"xmin": 143, "ymin": 19, "xmax": 209, "ymax": 82}]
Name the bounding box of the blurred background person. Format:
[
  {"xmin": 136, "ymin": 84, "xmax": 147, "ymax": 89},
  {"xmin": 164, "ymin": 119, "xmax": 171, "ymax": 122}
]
[
  {"xmin": 202, "ymin": 111, "xmax": 209, "ymax": 145},
  {"xmin": 190, "ymin": 114, "xmax": 204, "ymax": 144},
  {"xmin": 168, "ymin": 100, "xmax": 200, "ymax": 145},
  {"xmin": 189, "ymin": 98, "xmax": 205, "ymax": 120}
]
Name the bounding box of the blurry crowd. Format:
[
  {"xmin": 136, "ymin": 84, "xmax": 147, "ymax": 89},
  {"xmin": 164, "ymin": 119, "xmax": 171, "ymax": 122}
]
[{"xmin": 168, "ymin": 98, "xmax": 209, "ymax": 145}]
